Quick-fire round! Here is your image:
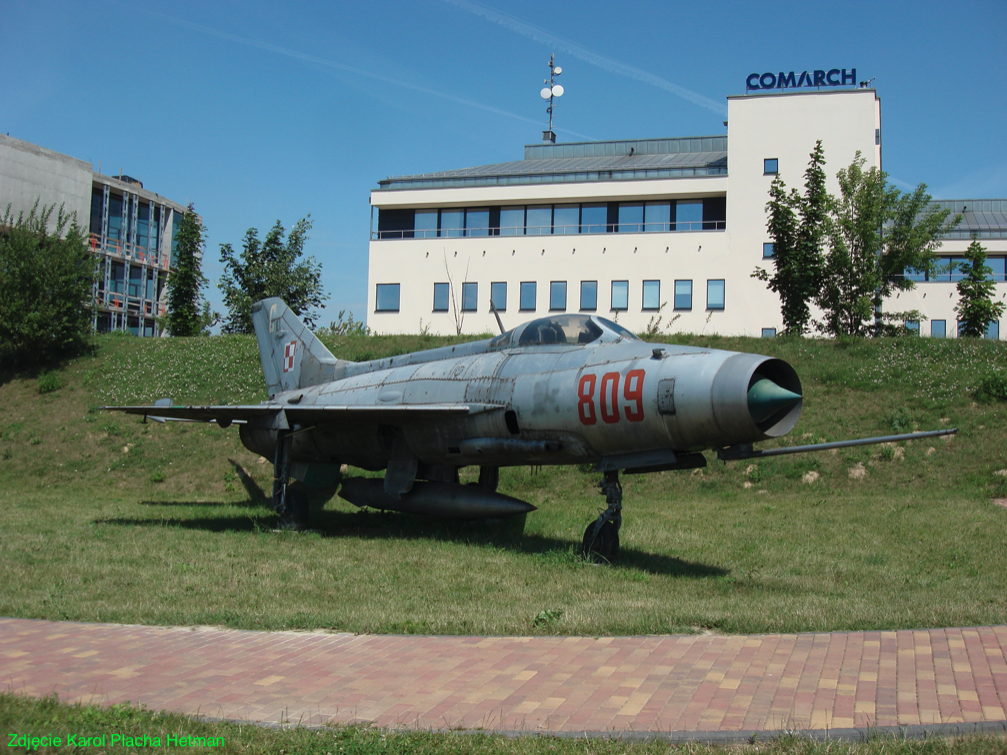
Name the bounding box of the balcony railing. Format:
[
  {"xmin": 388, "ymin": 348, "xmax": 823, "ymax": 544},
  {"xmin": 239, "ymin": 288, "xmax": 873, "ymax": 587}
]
[
  {"xmin": 372, "ymin": 220, "xmax": 727, "ymax": 240},
  {"xmin": 95, "ymin": 291, "xmax": 166, "ymax": 316},
  {"xmin": 89, "ymin": 234, "xmax": 170, "ymax": 270}
]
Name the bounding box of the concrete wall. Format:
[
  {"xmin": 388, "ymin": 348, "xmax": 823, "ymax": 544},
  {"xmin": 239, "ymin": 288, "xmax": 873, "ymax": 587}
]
[{"xmin": 0, "ymin": 134, "xmax": 92, "ymax": 231}]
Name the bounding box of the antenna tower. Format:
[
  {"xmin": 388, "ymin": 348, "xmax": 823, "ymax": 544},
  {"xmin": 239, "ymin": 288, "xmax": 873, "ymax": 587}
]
[{"xmin": 539, "ymin": 54, "xmax": 564, "ymax": 143}]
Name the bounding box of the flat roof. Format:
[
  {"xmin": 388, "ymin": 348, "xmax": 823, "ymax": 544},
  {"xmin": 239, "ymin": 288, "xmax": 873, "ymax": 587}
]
[
  {"xmin": 377, "ymin": 136, "xmax": 727, "ymax": 191},
  {"xmin": 935, "ymin": 200, "xmax": 1007, "ymax": 240}
]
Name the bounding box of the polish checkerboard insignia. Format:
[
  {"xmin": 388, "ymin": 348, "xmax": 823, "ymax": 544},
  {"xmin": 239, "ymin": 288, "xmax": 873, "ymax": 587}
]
[{"xmin": 283, "ymin": 341, "xmax": 297, "ymax": 372}]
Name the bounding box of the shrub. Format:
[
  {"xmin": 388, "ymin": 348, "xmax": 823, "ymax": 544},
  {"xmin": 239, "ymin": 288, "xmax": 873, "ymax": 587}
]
[{"xmin": 975, "ymin": 374, "xmax": 1007, "ymax": 403}]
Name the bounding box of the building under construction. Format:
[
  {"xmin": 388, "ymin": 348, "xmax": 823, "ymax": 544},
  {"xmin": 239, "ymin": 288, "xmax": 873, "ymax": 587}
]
[{"xmin": 0, "ymin": 134, "xmax": 192, "ymax": 336}]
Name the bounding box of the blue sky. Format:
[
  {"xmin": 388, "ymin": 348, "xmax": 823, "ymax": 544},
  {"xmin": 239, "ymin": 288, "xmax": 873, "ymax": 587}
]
[{"xmin": 2, "ymin": 0, "xmax": 1005, "ymax": 327}]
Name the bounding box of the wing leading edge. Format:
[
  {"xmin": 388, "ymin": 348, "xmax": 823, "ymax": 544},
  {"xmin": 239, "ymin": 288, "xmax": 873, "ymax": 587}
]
[{"xmin": 104, "ymin": 403, "xmax": 502, "ymax": 425}]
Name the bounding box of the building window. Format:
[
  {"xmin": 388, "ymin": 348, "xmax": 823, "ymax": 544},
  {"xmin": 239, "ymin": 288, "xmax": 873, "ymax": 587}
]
[
  {"xmin": 520, "ymin": 281, "xmax": 537, "ymax": 311},
  {"xmin": 499, "ymin": 206, "xmax": 525, "ymax": 236},
  {"xmin": 553, "ymin": 205, "xmax": 579, "ymax": 235},
  {"xmin": 617, "ymin": 203, "xmax": 643, "ymax": 233},
  {"xmin": 439, "ymin": 209, "xmax": 464, "ymax": 238},
  {"xmin": 433, "ymin": 282, "xmax": 449, "ymax": 312},
  {"xmin": 764, "ymin": 158, "xmax": 779, "ymax": 175},
  {"xmin": 580, "ymin": 204, "xmax": 608, "ymax": 234},
  {"xmin": 674, "ymin": 280, "xmax": 693, "ymax": 310},
  {"xmin": 673, "ymin": 200, "xmax": 703, "ymax": 232},
  {"xmin": 375, "ymin": 283, "xmax": 400, "ymax": 312},
  {"xmin": 988, "ymin": 321, "xmax": 1001, "ymax": 340},
  {"xmin": 761, "ymin": 328, "xmax": 777, "ymax": 338},
  {"xmin": 465, "ymin": 208, "xmax": 489, "ymax": 237},
  {"xmin": 491, "ymin": 282, "xmax": 507, "ymax": 311},
  {"xmin": 763, "ymin": 242, "xmax": 775, "ymax": 258},
  {"xmin": 642, "ymin": 280, "xmax": 661, "ymax": 311},
  {"xmin": 550, "ymin": 281, "xmax": 567, "ymax": 311},
  {"xmin": 644, "ymin": 202, "xmax": 671, "ymax": 232},
  {"xmin": 905, "ymin": 320, "xmax": 920, "ymax": 335},
  {"xmin": 526, "ymin": 206, "xmax": 552, "ymax": 236},
  {"xmin": 461, "ymin": 281, "xmax": 478, "ymax": 312},
  {"xmin": 611, "ymin": 280, "xmax": 629, "ymax": 311},
  {"xmin": 931, "ymin": 320, "xmax": 946, "ymax": 338},
  {"xmin": 580, "ymin": 281, "xmax": 598, "ymax": 311},
  {"xmin": 987, "ymin": 257, "xmax": 1006, "ymax": 282},
  {"xmin": 707, "ymin": 279, "xmax": 725, "ymax": 310},
  {"xmin": 415, "ymin": 210, "xmax": 438, "ymax": 239}
]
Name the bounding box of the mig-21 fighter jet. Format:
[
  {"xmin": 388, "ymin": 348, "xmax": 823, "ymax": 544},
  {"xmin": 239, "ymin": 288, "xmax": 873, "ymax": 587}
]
[{"xmin": 106, "ymin": 298, "xmax": 954, "ymax": 561}]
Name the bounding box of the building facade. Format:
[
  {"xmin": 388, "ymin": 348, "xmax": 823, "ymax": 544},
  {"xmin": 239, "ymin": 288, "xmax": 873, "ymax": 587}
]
[
  {"xmin": 367, "ymin": 89, "xmax": 1005, "ymax": 339},
  {"xmin": 1, "ymin": 134, "xmax": 191, "ymax": 337}
]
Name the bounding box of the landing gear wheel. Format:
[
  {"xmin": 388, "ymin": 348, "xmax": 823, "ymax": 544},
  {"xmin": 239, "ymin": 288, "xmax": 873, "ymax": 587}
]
[
  {"xmin": 279, "ymin": 486, "xmax": 309, "ymax": 531},
  {"xmin": 582, "ymin": 520, "xmax": 620, "ymax": 562}
]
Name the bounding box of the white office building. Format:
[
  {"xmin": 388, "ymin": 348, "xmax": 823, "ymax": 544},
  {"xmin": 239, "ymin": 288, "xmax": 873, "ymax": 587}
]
[{"xmin": 368, "ymin": 87, "xmax": 1005, "ymax": 339}]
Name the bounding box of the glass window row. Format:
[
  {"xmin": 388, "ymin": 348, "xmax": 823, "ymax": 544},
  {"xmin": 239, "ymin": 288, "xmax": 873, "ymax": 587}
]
[
  {"xmin": 375, "ymin": 199, "xmax": 727, "ymax": 239},
  {"xmin": 376, "ymin": 280, "xmax": 728, "ymax": 313},
  {"xmin": 905, "ymin": 256, "xmax": 1007, "ymax": 283},
  {"xmin": 908, "ymin": 319, "xmax": 1000, "ymax": 339}
]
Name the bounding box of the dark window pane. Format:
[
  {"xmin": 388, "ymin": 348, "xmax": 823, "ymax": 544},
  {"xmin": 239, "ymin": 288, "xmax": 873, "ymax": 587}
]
[
  {"xmin": 466, "ymin": 208, "xmax": 489, "ymax": 237},
  {"xmin": 433, "ymin": 282, "xmax": 449, "ymax": 312},
  {"xmin": 763, "ymin": 242, "xmax": 775, "ymax": 258},
  {"xmin": 550, "ymin": 281, "xmax": 567, "ymax": 310},
  {"xmin": 499, "ymin": 207, "xmax": 524, "ymax": 237},
  {"xmin": 520, "ymin": 281, "xmax": 537, "ymax": 310},
  {"xmin": 491, "ymin": 282, "xmax": 507, "ymax": 311},
  {"xmin": 707, "ymin": 279, "xmax": 725, "ymax": 310},
  {"xmin": 136, "ymin": 203, "xmax": 150, "ymax": 248},
  {"xmin": 440, "ymin": 209, "xmax": 463, "ymax": 238},
  {"xmin": 553, "ymin": 205, "xmax": 579, "ymax": 235},
  {"xmin": 644, "ymin": 202, "xmax": 670, "ymax": 232},
  {"xmin": 415, "ymin": 210, "xmax": 438, "ymax": 239},
  {"xmin": 674, "ymin": 280, "xmax": 692, "ymax": 310},
  {"xmin": 674, "ymin": 200, "xmax": 702, "ymax": 231},
  {"xmin": 377, "ymin": 208, "xmax": 414, "ymax": 239},
  {"xmin": 526, "ymin": 206, "xmax": 552, "ymax": 236},
  {"xmin": 580, "ymin": 280, "xmax": 597, "ymax": 311},
  {"xmin": 642, "ymin": 280, "xmax": 660, "ymax": 310},
  {"xmin": 461, "ymin": 281, "xmax": 478, "ymax": 311},
  {"xmin": 611, "ymin": 280, "xmax": 628, "ymax": 311},
  {"xmin": 108, "ymin": 194, "xmax": 123, "ymax": 242},
  {"xmin": 580, "ymin": 204, "xmax": 607, "ymax": 234},
  {"xmin": 702, "ymin": 197, "xmax": 727, "ymax": 230},
  {"xmin": 618, "ymin": 203, "xmax": 643, "ymax": 233},
  {"xmin": 375, "ymin": 283, "xmax": 400, "ymax": 312},
  {"xmin": 764, "ymin": 158, "xmax": 779, "ymax": 174},
  {"xmin": 89, "ymin": 188, "xmax": 103, "ymax": 236}
]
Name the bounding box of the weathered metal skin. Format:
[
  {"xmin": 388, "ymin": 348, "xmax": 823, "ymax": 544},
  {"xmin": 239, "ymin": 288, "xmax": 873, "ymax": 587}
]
[{"xmin": 239, "ymin": 307, "xmax": 803, "ymax": 474}]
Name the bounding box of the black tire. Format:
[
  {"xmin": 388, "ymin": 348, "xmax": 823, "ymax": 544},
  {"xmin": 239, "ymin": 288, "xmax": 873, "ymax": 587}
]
[
  {"xmin": 280, "ymin": 486, "xmax": 310, "ymax": 531},
  {"xmin": 582, "ymin": 520, "xmax": 619, "ymax": 562}
]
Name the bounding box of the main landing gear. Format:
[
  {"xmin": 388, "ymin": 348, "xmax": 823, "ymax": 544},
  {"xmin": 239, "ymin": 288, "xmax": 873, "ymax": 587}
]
[
  {"xmin": 582, "ymin": 470, "xmax": 622, "ymax": 562},
  {"xmin": 272, "ymin": 430, "xmax": 308, "ymax": 530}
]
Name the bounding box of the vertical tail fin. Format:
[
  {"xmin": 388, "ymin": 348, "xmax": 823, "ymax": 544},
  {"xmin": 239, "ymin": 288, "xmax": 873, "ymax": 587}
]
[{"xmin": 251, "ymin": 298, "xmax": 348, "ymax": 396}]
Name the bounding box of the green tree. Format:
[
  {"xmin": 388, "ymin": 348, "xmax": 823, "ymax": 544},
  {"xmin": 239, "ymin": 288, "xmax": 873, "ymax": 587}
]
[
  {"xmin": 164, "ymin": 204, "xmax": 213, "ymax": 337},
  {"xmin": 753, "ymin": 141, "xmax": 828, "ymax": 335},
  {"xmin": 955, "ymin": 238, "xmax": 1005, "ymax": 337},
  {"xmin": 816, "ymin": 152, "xmax": 958, "ymax": 337},
  {"xmin": 0, "ymin": 201, "xmax": 97, "ymax": 365},
  {"xmin": 218, "ymin": 216, "xmax": 327, "ymax": 334}
]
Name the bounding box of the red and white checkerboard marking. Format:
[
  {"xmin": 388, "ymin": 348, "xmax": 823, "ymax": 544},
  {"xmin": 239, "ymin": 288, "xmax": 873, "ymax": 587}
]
[{"xmin": 282, "ymin": 341, "xmax": 297, "ymax": 372}]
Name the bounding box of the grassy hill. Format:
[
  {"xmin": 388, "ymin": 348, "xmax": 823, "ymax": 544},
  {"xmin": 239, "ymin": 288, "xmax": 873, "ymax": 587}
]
[{"xmin": 0, "ymin": 331, "xmax": 1005, "ymax": 636}]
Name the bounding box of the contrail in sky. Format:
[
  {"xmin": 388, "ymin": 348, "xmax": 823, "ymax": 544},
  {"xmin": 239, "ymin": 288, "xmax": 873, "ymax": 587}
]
[
  {"xmin": 147, "ymin": 11, "xmax": 597, "ymax": 141},
  {"xmin": 443, "ymin": 0, "xmax": 727, "ymax": 117}
]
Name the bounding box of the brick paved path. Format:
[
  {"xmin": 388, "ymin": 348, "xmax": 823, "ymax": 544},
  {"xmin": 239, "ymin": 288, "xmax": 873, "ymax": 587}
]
[{"xmin": 2, "ymin": 618, "xmax": 1006, "ymax": 735}]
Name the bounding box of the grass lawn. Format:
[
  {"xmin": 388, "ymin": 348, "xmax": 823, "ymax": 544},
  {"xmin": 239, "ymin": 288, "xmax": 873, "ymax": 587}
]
[
  {"xmin": 0, "ymin": 332, "xmax": 1005, "ymax": 636},
  {"xmin": 3, "ymin": 692, "xmax": 1007, "ymax": 755}
]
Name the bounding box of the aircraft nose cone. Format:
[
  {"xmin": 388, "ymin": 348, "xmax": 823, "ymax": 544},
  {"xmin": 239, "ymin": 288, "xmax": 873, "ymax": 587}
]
[{"xmin": 747, "ymin": 378, "xmax": 802, "ymax": 425}]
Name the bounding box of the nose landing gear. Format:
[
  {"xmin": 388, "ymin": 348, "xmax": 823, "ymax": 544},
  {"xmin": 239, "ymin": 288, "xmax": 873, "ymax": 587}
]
[{"xmin": 582, "ymin": 470, "xmax": 622, "ymax": 562}]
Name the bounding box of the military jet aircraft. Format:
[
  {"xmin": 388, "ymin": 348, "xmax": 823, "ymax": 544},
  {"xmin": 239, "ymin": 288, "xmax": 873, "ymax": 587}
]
[{"xmin": 107, "ymin": 298, "xmax": 954, "ymax": 560}]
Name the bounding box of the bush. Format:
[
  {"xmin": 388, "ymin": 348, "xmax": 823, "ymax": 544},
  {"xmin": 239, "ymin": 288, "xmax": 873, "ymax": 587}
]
[
  {"xmin": 974, "ymin": 373, "xmax": 1007, "ymax": 403},
  {"xmin": 0, "ymin": 201, "xmax": 96, "ymax": 365},
  {"xmin": 37, "ymin": 371, "xmax": 61, "ymax": 394}
]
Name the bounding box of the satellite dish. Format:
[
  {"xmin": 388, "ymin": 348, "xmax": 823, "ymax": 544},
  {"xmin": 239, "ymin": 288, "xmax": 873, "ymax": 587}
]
[
  {"xmin": 551, "ymin": 84, "xmax": 564, "ymax": 97},
  {"xmin": 540, "ymin": 87, "xmax": 552, "ymax": 100},
  {"xmin": 554, "ymin": 66, "xmax": 562, "ymax": 74}
]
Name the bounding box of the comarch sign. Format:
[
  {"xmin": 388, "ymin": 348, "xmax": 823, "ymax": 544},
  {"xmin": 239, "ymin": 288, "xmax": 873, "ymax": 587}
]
[{"xmin": 747, "ymin": 69, "xmax": 857, "ymax": 91}]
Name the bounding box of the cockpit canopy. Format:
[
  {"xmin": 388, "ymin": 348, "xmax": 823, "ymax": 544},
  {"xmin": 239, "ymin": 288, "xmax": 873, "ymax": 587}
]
[{"xmin": 488, "ymin": 314, "xmax": 641, "ymax": 350}]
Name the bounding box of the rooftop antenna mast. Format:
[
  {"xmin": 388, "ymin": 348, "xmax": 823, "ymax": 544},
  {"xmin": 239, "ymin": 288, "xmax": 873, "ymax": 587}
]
[{"xmin": 539, "ymin": 54, "xmax": 563, "ymax": 143}]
